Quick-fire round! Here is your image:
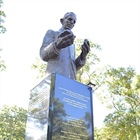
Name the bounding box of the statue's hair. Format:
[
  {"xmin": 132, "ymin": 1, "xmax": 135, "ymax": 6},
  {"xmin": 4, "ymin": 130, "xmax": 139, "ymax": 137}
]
[
  {"xmin": 60, "ymin": 12, "xmax": 77, "ymax": 24},
  {"xmin": 63, "ymin": 12, "xmax": 77, "ymax": 19}
]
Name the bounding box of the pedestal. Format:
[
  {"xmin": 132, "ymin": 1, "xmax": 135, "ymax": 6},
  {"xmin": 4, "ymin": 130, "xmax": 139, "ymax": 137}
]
[{"xmin": 25, "ymin": 73, "xmax": 94, "ymax": 140}]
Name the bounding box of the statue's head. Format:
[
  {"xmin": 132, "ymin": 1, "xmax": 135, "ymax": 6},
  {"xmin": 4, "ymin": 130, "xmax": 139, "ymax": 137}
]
[{"xmin": 60, "ymin": 12, "xmax": 77, "ymax": 30}]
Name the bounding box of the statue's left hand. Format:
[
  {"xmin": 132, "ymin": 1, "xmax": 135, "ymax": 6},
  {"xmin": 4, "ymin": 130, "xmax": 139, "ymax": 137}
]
[{"xmin": 80, "ymin": 39, "xmax": 90, "ymax": 60}]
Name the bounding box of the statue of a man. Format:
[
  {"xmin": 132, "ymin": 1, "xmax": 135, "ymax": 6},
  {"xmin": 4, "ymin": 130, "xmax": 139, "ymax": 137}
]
[{"xmin": 40, "ymin": 12, "xmax": 90, "ymax": 80}]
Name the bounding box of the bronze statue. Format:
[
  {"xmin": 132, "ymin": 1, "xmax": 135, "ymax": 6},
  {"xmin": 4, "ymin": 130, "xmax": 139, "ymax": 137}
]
[{"xmin": 40, "ymin": 12, "xmax": 90, "ymax": 80}]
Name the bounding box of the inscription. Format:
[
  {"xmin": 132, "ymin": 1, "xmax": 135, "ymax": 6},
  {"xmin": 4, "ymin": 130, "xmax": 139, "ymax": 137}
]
[
  {"xmin": 63, "ymin": 97, "xmax": 87, "ymax": 109},
  {"xmin": 60, "ymin": 130, "xmax": 88, "ymax": 140},
  {"xmin": 59, "ymin": 116, "xmax": 88, "ymax": 139},
  {"xmin": 59, "ymin": 87, "xmax": 90, "ymax": 102}
]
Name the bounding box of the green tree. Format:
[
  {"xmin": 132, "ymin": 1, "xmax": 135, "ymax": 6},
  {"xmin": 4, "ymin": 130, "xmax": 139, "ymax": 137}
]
[
  {"xmin": 32, "ymin": 57, "xmax": 46, "ymax": 79},
  {"xmin": 94, "ymin": 127, "xmax": 113, "ymax": 140},
  {"xmin": 0, "ymin": 105, "xmax": 28, "ymax": 139},
  {"xmin": 0, "ymin": 48, "xmax": 6, "ymax": 71},
  {"xmin": 0, "ymin": 0, "xmax": 6, "ymax": 71},
  {"xmin": 0, "ymin": 0, "xmax": 6, "ymax": 33},
  {"xmin": 97, "ymin": 66, "xmax": 140, "ymax": 140}
]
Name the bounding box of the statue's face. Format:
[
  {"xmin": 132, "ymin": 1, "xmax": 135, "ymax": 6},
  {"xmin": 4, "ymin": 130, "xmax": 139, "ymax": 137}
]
[{"xmin": 62, "ymin": 14, "xmax": 76, "ymax": 30}]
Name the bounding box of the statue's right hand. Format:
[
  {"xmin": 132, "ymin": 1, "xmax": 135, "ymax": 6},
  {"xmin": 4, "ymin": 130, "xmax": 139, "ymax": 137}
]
[{"xmin": 55, "ymin": 31, "xmax": 76, "ymax": 49}]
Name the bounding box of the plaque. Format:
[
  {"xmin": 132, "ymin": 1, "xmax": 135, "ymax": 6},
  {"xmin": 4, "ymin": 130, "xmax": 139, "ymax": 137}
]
[{"xmin": 48, "ymin": 73, "xmax": 94, "ymax": 140}]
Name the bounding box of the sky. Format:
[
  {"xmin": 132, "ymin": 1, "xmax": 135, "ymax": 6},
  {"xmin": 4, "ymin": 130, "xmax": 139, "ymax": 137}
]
[{"xmin": 0, "ymin": 0, "xmax": 140, "ymax": 128}]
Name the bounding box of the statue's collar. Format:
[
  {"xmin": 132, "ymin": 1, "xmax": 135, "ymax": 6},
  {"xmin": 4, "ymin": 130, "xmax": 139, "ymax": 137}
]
[
  {"xmin": 58, "ymin": 27, "xmax": 73, "ymax": 33},
  {"xmin": 58, "ymin": 27, "xmax": 65, "ymax": 33}
]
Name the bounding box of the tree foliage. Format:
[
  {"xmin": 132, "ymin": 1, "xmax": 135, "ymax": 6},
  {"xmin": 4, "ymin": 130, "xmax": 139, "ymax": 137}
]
[
  {"xmin": 96, "ymin": 66, "xmax": 140, "ymax": 140},
  {"xmin": 0, "ymin": 105, "xmax": 28, "ymax": 139},
  {"xmin": 32, "ymin": 57, "xmax": 46, "ymax": 79},
  {"xmin": 0, "ymin": 0, "xmax": 6, "ymax": 33},
  {"xmin": 0, "ymin": 48, "xmax": 6, "ymax": 71},
  {"xmin": 0, "ymin": 0, "xmax": 6, "ymax": 71}
]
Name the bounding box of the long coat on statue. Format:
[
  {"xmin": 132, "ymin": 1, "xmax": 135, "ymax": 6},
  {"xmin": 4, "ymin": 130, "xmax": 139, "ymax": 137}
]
[{"xmin": 40, "ymin": 27, "xmax": 86, "ymax": 80}]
